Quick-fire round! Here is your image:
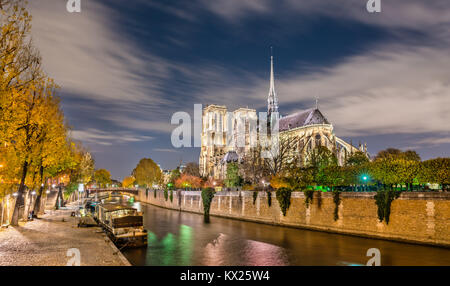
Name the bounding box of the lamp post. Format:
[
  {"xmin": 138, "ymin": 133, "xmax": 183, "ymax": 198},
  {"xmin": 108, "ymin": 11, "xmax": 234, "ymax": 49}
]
[{"xmin": 361, "ymin": 175, "xmax": 369, "ymax": 191}]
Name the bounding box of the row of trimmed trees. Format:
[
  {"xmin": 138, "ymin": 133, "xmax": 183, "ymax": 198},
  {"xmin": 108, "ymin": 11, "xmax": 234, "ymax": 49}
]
[{"xmin": 273, "ymin": 147, "xmax": 449, "ymax": 192}]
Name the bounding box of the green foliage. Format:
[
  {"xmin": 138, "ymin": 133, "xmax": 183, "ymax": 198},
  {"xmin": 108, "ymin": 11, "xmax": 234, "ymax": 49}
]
[
  {"xmin": 307, "ymin": 146, "xmax": 338, "ymax": 171},
  {"xmin": 304, "ymin": 189, "xmax": 314, "ymax": 208},
  {"xmin": 225, "ymin": 162, "xmax": 242, "ymax": 187},
  {"xmin": 169, "ymin": 189, "xmax": 173, "ymax": 202},
  {"xmin": 285, "ymin": 166, "xmax": 315, "ymax": 190},
  {"xmin": 170, "ymin": 168, "xmax": 181, "ymax": 184},
  {"xmin": 375, "ymin": 148, "xmax": 420, "ymax": 161},
  {"xmin": 332, "ymin": 190, "xmax": 341, "ymax": 221},
  {"xmin": 346, "ymin": 151, "xmax": 370, "ymax": 166},
  {"xmin": 317, "ymin": 165, "xmax": 344, "ymax": 188},
  {"xmin": 276, "ymin": 187, "xmax": 292, "ymax": 216},
  {"xmin": 252, "ymin": 191, "xmax": 258, "ymax": 205},
  {"xmin": 64, "ymin": 183, "xmax": 77, "ymax": 200},
  {"xmin": 164, "ymin": 188, "xmax": 168, "ymax": 201},
  {"xmin": 370, "ymin": 158, "xmax": 420, "ymax": 190},
  {"xmin": 418, "ymin": 158, "xmax": 450, "ymax": 190},
  {"xmin": 374, "ymin": 190, "xmax": 401, "ymax": 224},
  {"xmin": 201, "ymin": 187, "xmax": 215, "ymax": 223},
  {"xmin": 267, "ymin": 191, "xmax": 272, "ymax": 207}
]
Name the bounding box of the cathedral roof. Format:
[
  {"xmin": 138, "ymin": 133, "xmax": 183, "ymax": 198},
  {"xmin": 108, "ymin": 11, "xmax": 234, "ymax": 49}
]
[
  {"xmin": 221, "ymin": 150, "xmax": 239, "ymax": 164},
  {"xmin": 279, "ymin": 108, "xmax": 330, "ymax": 131}
]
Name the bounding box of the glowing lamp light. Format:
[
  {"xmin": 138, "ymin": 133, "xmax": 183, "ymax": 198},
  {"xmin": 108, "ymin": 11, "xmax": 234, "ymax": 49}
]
[
  {"xmin": 31, "ymin": 191, "xmax": 36, "ymax": 195},
  {"xmin": 12, "ymin": 192, "xmax": 18, "ymax": 197},
  {"xmin": 52, "ymin": 184, "xmax": 56, "ymax": 188},
  {"xmin": 46, "ymin": 190, "xmax": 50, "ymax": 194}
]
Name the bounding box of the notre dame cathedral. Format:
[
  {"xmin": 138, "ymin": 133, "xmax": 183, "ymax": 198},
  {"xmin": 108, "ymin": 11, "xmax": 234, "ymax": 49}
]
[{"xmin": 199, "ymin": 55, "xmax": 368, "ymax": 179}]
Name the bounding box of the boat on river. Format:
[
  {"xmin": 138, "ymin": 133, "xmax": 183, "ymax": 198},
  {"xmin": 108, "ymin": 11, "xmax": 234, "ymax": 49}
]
[{"xmin": 95, "ymin": 202, "xmax": 148, "ymax": 247}]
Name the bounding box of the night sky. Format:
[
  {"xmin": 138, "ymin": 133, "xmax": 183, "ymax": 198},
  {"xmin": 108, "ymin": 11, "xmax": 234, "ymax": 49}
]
[{"xmin": 29, "ymin": 0, "xmax": 450, "ymax": 180}]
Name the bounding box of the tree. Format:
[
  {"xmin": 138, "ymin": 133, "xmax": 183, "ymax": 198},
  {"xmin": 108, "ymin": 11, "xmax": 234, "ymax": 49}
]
[
  {"xmin": 132, "ymin": 158, "xmax": 161, "ymax": 187},
  {"xmin": 241, "ymin": 146, "xmax": 267, "ymax": 185},
  {"xmin": 94, "ymin": 169, "xmax": 111, "ymax": 188},
  {"xmin": 122, "ymin": 176, "xmax": 135, "ymax": 188},
  {"xmin": 346, "ymin": 151, "xmax": 369, "ymax": 166},
  {"xmin": 306, "ymin": 145, "xmax": 338, "ymax": 186},
  {"xmin": 270, "ymin": 174, "xmax": 290, "ymax": 189},
  {"xmin": 402, "ymin": 150, "xmax": 421, "ymax": 162},
  {"xmin": 263, "ymin": 135, "xmax": 298, "ymax": 177},
  {"xmin": 418, "ymin": 158, "xmax": 450, "ymax": 191},
  {"xmin": 225, "ymin": 162, "xmax": 241, "ymax": 187},
  {"xmin": 375, "ymin": 148, "xmax": 403, "ymax": 160},
  {"xmin": 183, "ymin": 162, "xmax": 200, "ymax": 177},
  {"xmin": 375, "ymin": 148, "xmax": 420, "ymax": 161},
  {"xmin": 175, "ymin": 173, "xmax": 202, "ymax": 189},
  {"xmin": 317, "ymin": 165, "xmax": 345, "ymax": 191},
  {"xmin": 169, "ymin": 168, "xmax": 181, "ymax": 184},
  {"xmin": 0, "ymin": 0, "xmax": 42, "ymax": 94},
  {"xmin": 8, "ymin": 79, "xmax": 64, "ymax": 224}
]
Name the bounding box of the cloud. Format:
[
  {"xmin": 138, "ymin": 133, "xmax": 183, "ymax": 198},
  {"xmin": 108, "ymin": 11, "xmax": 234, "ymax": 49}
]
[
  {"xmin": 29, "ymin": 0, "xmax": 173, "ymax": 105},
  {"xmin": 415, "ymin": 136, "xmax": 450, "ymax": 147},
  {"xmin": 103, "ymin": 114, "xmax": 174, "ymax": 133},
  {"xmin": 200, "ymin": 0, "xmax": 450, "ymax": 34},
  {"xmin": 274, "ymin": 44, "xmax": 450, "ymax": 136},
  {"xmin": 199, "ymin": 0, "xmax": 270, "ymax": 21},
  {"xmin": 70, "ymin": 128, "xmax": 153, "ymax": 146}
]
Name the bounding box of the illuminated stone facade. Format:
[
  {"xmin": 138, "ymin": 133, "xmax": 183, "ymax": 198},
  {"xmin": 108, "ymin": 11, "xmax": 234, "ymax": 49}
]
[{"xmin": 199, "ymin": 57, "xmax": 367, "ymax": 179}]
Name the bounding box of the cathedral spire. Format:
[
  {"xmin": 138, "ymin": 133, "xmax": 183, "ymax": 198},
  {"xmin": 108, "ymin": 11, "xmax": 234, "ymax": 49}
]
[{"xmin": 268, "ymin": 48, "xmax": 279, "ymax": 118}]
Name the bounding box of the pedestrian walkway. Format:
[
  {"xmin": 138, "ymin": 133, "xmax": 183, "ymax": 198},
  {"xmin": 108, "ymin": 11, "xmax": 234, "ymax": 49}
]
[{"xmin": 0, "ymin": 204, "xmax": 130, "ymax": 266}]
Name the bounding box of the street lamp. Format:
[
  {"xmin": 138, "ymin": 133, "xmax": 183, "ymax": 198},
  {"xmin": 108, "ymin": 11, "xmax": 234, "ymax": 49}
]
[{"xmin": 361, "ymin": 175, "xmax": 369, "ymax": 191}]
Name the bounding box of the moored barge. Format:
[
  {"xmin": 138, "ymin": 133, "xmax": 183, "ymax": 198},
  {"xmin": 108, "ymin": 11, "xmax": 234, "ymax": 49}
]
[{"xmin": 96, "ymin": 203, "xmax": 147, "ymax": 247}]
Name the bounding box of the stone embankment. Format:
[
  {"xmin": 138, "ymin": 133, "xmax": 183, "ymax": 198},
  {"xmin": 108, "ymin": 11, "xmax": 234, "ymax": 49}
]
[{"xmin": 138, "ymin": 189, "xmax": 450, "ymax": 247}]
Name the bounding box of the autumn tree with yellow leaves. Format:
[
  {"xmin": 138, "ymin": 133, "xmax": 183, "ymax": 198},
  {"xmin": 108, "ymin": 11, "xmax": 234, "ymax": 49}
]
[{"xmin": 1, "ymin": 0, "xmax": 95, "ymax": 224}]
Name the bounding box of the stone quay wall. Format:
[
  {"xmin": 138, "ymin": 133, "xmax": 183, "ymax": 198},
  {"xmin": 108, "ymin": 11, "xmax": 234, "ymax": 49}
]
[{"xmin": 137, "ymin": 189, "xmax": 450, "ymax": 247}]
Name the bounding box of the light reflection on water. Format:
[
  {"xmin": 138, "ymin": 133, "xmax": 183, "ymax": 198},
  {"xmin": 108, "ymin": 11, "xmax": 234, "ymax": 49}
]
[{"xmin": 122, "ymin": 204, "xmax": 450, "ymax": 266}]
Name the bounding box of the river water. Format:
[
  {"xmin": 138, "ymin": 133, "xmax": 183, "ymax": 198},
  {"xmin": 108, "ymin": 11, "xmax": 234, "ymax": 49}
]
[{"xmin": 122, "ymin": 202, "xmax": 450, "ymax": 266}]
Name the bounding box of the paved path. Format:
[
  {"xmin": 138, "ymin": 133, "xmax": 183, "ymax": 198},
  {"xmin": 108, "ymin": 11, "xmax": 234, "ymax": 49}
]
[{"xmin": 0, "ymin": 206, "xmax": 130, "ymax": 266}]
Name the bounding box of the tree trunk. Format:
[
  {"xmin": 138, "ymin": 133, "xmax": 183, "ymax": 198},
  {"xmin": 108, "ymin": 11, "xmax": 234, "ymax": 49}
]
[
  {"xmin": 11, "ymin": 161, "xmax": 29, "ymax": 226},
  {"xmin": 33, "ymin": 166, "xmax": 45, "ymax": 215},
  {"xmin": 33, "ymin": 185, "xmax": 44, "ymax": 215},
  {"xmin": 55, "ymin": 186, "xmax": 64, "ymax": 209}
]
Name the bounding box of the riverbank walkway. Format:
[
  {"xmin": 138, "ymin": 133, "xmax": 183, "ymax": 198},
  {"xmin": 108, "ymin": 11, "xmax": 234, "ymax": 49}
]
[{"xmin": 0, "ymin": 204, "xmax": 130, "ymax": 266}]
